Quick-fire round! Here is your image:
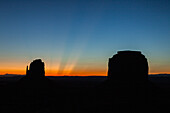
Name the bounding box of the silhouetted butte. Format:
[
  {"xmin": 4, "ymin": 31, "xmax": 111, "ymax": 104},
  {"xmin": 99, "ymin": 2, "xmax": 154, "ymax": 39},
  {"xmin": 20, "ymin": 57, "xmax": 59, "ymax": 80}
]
[
  {"xmin": 19, "ymin": 59, "xmax": 50, "ymax": 86},
  {"xmin": 26, "ymin": 59, "xmax": 45, "ymax": 79},
  {"xmin": 105, "ymin": 50, "xmax": 149, "ymax": 105},
  {"xmin": 108, "ymin": 50, "xmax": 148, "ymax": 84}
]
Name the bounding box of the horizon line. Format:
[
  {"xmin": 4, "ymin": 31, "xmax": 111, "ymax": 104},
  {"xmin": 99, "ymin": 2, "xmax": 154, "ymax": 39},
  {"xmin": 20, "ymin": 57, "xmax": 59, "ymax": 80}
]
[{"xmin": 1, "ymin": 73, "xmax": 170, "ymax": 76}]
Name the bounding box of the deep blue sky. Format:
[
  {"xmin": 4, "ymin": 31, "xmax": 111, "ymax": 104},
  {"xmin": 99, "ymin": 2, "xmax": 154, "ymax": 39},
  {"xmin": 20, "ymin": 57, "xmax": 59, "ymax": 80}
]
[{"xmin": 0, "ymin": 0, "xmax": 170, "ymax": 75}]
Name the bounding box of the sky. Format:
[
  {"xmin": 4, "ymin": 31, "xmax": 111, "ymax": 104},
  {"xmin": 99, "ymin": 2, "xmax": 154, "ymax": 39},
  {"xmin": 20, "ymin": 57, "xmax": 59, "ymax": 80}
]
[{"xmin": 0, "ymin": 0, "xmax": 170, "ymax": 76}]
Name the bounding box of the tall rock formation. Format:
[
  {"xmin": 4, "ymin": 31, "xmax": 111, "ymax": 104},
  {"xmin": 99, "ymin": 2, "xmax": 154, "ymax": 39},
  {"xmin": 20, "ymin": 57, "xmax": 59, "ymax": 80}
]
[
  {"xmin": 108, "ymin": 51, "xmax": 148, "ymax": 84},
  {"xmin": 26, "ymin": 59, "xmax": 45, "ymax": 79},
  {"xmin": 19, "ymin": 59, "xmax": 49, "ymax": 86},
  {"xmin": 106, "ymin": 51, "xmax": 149, "ymax": 104}
]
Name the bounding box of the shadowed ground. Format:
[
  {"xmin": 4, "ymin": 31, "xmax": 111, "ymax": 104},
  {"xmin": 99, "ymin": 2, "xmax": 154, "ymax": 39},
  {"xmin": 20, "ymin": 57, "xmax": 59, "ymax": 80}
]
[{"xmin": 0, "ymin": 75, "xmax": 170, "ymax": 113}]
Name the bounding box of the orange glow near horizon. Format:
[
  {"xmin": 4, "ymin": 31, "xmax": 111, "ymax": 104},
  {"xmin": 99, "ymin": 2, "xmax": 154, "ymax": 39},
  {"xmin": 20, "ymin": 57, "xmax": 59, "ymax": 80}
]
[
  {"xmin": 0, "ymin": 59, "xmax": 170, "ymax": 76},
  {"xmin": 1, "ymin": 68, "xmax": 170, "ymax": 76},
  {"xmin": 0, "ymin": 59, "xmax": 107, "ymax": 76},
  {"xmin": 0, "ymin": 69, "xmax": 107, "ymax": 76},
  {"xmin": 0, "ymin": 69, "xmax": 26, "ymax": 75},
  {"xmin": 45, "ymin": 68, "xmax": 107, "ymax": 76}
]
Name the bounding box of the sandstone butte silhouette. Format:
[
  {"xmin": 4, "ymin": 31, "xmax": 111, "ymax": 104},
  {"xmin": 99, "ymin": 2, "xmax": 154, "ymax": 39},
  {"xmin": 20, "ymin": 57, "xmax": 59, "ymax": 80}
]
[
  {"xmin": 26, "ymin": 59, "xmax": 45, "ymax": 79},
  {"xmin": 106, "ymin": 50, "xmax": 149, "ymax": 104},
  {"xmin": 19, "ymin": 59, "xmax": 50, "ymax": 86},
  {"xmin": 108, "ymin": 50, "xmax": 148, "ymax": 84}
]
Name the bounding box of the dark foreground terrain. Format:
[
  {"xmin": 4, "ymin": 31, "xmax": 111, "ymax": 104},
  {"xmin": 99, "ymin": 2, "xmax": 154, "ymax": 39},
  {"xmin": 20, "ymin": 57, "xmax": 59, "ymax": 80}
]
[{"xmin": 0, "ymin": 75, "xmax": 170, "ymax": 113}]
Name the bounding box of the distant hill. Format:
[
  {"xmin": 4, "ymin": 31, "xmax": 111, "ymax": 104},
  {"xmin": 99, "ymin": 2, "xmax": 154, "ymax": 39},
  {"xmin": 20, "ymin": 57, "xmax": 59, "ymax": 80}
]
[
  {"xmin": 0, "ymin": 74, "xmax": 25, "ymax": 77},
  {"xmin": 149, "ymin": 74, "xmax": 170, "ymax": 77}
]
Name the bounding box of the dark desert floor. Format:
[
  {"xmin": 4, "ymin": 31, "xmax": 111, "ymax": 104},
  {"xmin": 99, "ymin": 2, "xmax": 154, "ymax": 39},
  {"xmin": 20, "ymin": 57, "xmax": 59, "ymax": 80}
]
[{"xmin": 0, "ymin": 75, "xmax": 170, "ymax": 113}]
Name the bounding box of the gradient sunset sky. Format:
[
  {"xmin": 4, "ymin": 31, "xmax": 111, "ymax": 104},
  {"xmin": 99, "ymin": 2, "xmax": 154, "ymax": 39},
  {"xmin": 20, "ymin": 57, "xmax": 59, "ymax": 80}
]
[{"xmin": 0, "ymin": 0, "xmax": 170, "ymax": 76}]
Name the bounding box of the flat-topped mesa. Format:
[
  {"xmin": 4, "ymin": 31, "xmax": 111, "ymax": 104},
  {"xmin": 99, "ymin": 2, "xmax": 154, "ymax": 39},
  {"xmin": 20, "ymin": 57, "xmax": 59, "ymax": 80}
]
[
  {"xmin": 26, "ymin": 59, "xmax": 45, "ymax": 79},
  {"xmin": 108, "ymin": 50, "xmax": 148, "ymax": 84}
]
